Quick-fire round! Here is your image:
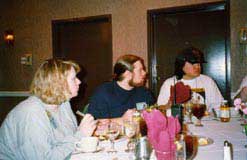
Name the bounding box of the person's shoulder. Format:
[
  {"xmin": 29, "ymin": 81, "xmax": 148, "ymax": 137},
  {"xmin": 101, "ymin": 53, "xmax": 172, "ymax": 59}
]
[
  {"xmin": 92, "ymin": 81, "xmax": 113, "ymax": 96},
  {"xmin": 4, "ymin": 96, "xmax": 45, "ymax": 123},
  {"xmin": 241, "ymin": 75, "xmax": 247, "ymax": 83},
  {"xmin": 12, "ymin": 96, "xmax": 42, "ymax": 112},
  {"xmin": 161, "ymin": 76, "xmax": 177, "ymax": 85}
]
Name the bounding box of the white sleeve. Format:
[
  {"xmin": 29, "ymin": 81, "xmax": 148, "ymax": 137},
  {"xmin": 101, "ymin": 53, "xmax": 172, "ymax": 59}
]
[
  {"xmin": 240, "ymin": 76, "xmax": 247, "ymax": 89},
  {"xmin": 157, "ymin": 79, "xmax": 172, "ymax": 105},
  {"xmin": 232, "ymin": 76, "xmax": 247, "ymax": 99},
  {"xmin": 206, "ymin": 77, "xmax": 224, "ymax": 110}
]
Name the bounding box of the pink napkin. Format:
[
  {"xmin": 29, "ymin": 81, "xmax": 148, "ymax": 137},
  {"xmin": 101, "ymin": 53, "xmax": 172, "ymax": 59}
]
[{"xmin": 142, "ymin": 109, "xmax": 181, "ymax": 160}]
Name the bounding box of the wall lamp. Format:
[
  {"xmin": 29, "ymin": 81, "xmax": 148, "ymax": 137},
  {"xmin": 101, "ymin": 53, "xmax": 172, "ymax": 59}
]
[
  {"xmin": 240, "ymin": 27, "xmax": 247, "ymax": 56},
  {"xmin": 240, "ymin": 28, "xmax": 247, "ymax": 44},
  {"xmin": 4, "ymin": 30, "xmax": 14, "ymax": 46}
]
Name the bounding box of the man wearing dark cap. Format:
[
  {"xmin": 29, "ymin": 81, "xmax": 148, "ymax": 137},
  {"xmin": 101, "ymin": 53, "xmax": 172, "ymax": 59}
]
[{"xmin": 157, "ymin": 47, "xmax": 223, "ymax": 112}]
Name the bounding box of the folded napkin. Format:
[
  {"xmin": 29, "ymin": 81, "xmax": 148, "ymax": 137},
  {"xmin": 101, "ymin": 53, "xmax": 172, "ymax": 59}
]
[
  {"xmin": 142, "ymin": 109, "xmax": 181, "ymax": 160},
  {"xmin": 170, "ymin": 81, "xmax": 191, "ymax": 104}
]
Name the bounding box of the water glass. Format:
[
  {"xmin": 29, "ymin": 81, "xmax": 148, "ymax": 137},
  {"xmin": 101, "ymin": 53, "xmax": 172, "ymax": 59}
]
[
  {"xmin": 106, "ymin": 122, "xmax": 120, "ymax": 153},
  {"xmin": 191, "ymin": 104, "xmax": 206, "ymax": 126},
  {"xmin": 184, "ymin": 102, "xmax": 193, "ymax": 124},
  {"xmin": 124, "ymin": 120, "xmax": 137, "ymax": 152}
]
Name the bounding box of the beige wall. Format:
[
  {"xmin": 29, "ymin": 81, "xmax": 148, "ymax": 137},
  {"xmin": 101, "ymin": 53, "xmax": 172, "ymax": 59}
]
[
  {"xmin": 0, "ymin": 0, "xmax": 246, "ymax": 94},
  {"xmin": 230, "ymin": 0, "xmax": 247, "ymax": 93}
]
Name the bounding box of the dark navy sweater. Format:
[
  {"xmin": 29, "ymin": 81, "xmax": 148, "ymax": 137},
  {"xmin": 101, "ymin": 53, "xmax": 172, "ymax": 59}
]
[{"xmin": 88, "ymin": 81, "xmax": 155, "ymax": 119}]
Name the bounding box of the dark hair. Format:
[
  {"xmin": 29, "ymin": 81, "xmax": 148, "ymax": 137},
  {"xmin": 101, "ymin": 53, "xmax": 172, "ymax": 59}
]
[
  {"xmin": 113, "ymin": 54, "xmax": 144, "ymax": 81},
  {"xmin": 174, "ymin": 58, "xmax": 186, "ymax": 80},
  {"xmin": 175, "ymin": 47, "xmax": 205, "ymax": 80}
]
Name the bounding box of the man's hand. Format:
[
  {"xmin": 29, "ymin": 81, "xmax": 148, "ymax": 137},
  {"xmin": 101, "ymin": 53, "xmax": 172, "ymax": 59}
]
[{"xmin": 122, "ymin": 108, "xmax": 136, "ymax": 122}]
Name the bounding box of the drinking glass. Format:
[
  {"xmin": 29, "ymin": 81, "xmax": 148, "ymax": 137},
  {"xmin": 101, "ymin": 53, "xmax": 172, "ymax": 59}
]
[
  {"xmin": 243, "ymin": 124, "xmax": 247, "ymax": 148},
  {"xmin": 191, "ymin": 104, "xmax": 206, "ymax": 126},
  {"xmin": 184, "ymin": 102, "xmax": 193, "ymax": 124},
  {"xmin": 124, "ymin": 120, "xmax": 137, "ymax": 152},
  {"xmin": 155, "ymin": 150, "xmax": 176, "ymax": 160},
  {"xmin": 239, "ymin": 110, "xmax": 247, "ymax": 126},
  {"xmin": 106, "ymin": 122, "xmax": 120, "ymax": 153},
  {"xmin": 184, "ymin": 134, "xmax": 198, "ymax": 160}
]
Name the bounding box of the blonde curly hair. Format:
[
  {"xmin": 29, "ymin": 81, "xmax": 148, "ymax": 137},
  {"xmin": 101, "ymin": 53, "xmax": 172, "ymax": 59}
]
[{"xmin": 30, "ymin": 59, "xmax": 80, "ymax": 105}]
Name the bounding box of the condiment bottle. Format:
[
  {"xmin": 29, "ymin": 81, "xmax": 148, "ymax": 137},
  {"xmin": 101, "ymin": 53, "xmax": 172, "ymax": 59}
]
[
  {"xmin": 223, "ymin": 140, "xmax": 232, "ymax": 160},
  {"xmin": 176, "ymin": 134, "xmax": 186, "ymax": 160},
  {"xmin": 133, "ymin": 111, "xmax": 142, "ymax": 138},
  {"xmin": 220, "ymin": 100, "xmax": 230, "ymax": 122},
  {"xmin": 133, "ymin": 111, "xmax": 147, "ymax": 138}
]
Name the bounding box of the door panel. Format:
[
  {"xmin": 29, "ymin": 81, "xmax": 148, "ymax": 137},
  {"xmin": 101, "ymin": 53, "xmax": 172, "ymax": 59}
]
[
  {"xmin": 52, "ymin": 15, "xmax": 112, "ymax": 113},
  {"xmin": 148, "ymin": 2, "xmax": 230, "ymax": 100}
]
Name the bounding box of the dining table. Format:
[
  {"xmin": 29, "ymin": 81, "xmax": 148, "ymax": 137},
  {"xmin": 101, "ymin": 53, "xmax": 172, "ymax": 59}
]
[
  {"xmin": 70, "ymin": 115, "xmax": 247, "ymax": 160},
  {"xmin": 189, "ymin": 116, "xmax": 247, "ymax": 160}
]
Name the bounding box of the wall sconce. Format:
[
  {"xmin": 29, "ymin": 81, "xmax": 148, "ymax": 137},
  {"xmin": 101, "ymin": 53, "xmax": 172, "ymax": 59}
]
[
  {"xmin": 240, "ymin": 28, "xmax": 247, "ymax": 44},
  {"xmin": 240, "ymin": 27, "xmax": 247, "ymax": 56},
  {"xmin": 4, "ymin": 30, "xmax": 14, "ymax": 46}
]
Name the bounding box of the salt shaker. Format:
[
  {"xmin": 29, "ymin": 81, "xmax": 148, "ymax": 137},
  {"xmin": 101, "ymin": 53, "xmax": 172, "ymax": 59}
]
[
  {"xmin": 223, "ymin": 140, "xmax": 232, "ymax": 160},
  {"xmin": 176, "ymin": 134, "xmax": 186, "ymax": 160}
]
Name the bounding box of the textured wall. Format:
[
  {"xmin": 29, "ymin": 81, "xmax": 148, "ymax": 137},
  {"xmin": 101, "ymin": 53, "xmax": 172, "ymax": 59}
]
[
  {"xmin": 0, "ymin": 0, "xmax": 246, "ymax": 94},
  {"xmin": 230, "ymin": 0, "xmax": 247, "ymax": 92},
  {"xmin": 0, "ymin": 0, "xmax": 221, "ymax": 90}
]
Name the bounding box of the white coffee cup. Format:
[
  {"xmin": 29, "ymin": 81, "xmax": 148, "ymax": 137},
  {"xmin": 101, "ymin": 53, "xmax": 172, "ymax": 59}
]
[{"xmin": 74, "ymin": 137, "xmax": 99, "ymax": 152}]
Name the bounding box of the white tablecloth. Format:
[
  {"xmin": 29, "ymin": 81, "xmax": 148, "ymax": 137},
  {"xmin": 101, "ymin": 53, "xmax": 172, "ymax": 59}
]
[
  {"xmin": 71, "ymin": 117, "xmax": 247, "ymax": 160},
  {"xmin": 189, "ymin": 117, "xmax": 247, "ymax": 160}
]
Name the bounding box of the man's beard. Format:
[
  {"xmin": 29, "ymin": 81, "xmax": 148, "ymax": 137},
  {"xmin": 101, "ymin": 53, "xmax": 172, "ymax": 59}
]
[{"xmin": 128, "ymin": 78, "xmax": 145, "ymax": 87}]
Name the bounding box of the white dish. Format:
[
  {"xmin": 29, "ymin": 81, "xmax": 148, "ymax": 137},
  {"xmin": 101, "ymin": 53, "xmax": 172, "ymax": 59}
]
[{"xmin": 73, "ymin": 146, "xmax": 104, "ymax": 154}]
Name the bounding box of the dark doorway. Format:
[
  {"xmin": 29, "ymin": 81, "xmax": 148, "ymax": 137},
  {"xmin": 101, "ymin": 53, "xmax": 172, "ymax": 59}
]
[
  {"xmin": 148, "ymin": 2, "xmax": 230, "ymax": 101},
  {"xmin": 52, "ymin": 15, "xmax": 112, "ymax": 114}
]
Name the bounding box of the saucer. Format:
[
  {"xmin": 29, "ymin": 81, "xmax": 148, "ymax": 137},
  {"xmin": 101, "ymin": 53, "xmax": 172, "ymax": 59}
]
[{"xmin": 73, "ymin": 146, "xmax": 104, "ymax": 154}]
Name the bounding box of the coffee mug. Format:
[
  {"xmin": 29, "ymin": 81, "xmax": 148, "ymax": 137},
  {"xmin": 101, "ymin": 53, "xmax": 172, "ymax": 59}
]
[{"xmin": 74, "ymin": 137, "xmax": 99, "ymax": 152}]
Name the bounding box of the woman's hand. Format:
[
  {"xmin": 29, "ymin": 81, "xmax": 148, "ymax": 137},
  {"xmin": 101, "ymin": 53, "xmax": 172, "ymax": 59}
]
[
  {"xmin": 122, "ymin": 108, "xmax": 136, "ymax": 122},
  {"xmin": 78, "ymin": 114, "xmax": 97, "ymax": 136},
  {"xmin": 94, "ymin": 119, "xmax": 110, "ymax": 136}
]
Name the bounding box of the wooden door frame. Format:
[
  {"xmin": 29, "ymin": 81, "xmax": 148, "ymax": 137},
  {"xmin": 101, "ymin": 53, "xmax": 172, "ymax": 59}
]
[
  {"xmin": 52, "ymin": 14, "xmax": 112, "ymax": 57},
  {"xmin": 51, "ymin": 14, "xmax": 113, "ymax": 114},
  {"xmin": 147, "ymin": 1, "xmax": 231, "ymax": 101}
]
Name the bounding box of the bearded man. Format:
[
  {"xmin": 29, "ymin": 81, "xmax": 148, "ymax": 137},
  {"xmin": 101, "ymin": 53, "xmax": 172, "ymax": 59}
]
[{"xmin": 87, "ymin": 54, "xmax": 155, "ymax": 124}]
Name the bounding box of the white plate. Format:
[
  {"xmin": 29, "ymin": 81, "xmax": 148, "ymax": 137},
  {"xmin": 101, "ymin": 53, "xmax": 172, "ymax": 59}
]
[{"xmin": 73, "ymin": 146, "xmax": 104, "ymax": 154}]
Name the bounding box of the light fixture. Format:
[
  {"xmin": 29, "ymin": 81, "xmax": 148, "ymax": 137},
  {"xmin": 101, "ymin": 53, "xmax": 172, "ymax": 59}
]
[
  {"xmin": 240, "ymin": 27, "xmax": 247, "ymax": 44},
  {"xmin": 4, "ymin": 30, "xmax": 14, "ymax": 46},
  {"xmin": 239, "ymin": 27, "xmax": 247, "ymax": 56}
]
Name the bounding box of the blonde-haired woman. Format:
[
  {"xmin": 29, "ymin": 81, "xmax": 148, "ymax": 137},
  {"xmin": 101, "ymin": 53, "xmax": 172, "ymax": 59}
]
[{"xmin": 0, "ymin": 59, "xmax": 97, "ymax": 160}]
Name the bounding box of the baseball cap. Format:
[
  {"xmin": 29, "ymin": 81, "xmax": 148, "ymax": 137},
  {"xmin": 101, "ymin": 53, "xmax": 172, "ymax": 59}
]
[{"xmin": 176, "ymin": 47, "xmax": 207, "ymax": 64}]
